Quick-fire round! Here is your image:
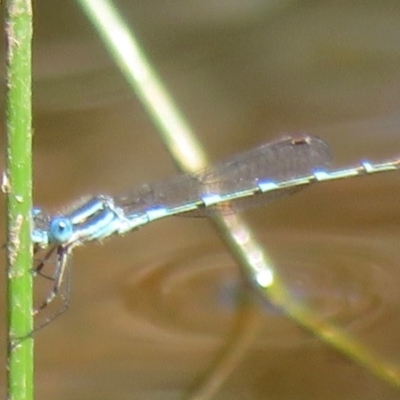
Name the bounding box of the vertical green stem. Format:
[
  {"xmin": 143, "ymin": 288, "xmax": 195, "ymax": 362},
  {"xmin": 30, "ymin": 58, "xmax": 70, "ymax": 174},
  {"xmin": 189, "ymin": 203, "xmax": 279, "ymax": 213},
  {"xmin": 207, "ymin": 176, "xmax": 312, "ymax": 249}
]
[{"xmin": 5, "ymin": 1, "xmax": 34, "ymax": 400}]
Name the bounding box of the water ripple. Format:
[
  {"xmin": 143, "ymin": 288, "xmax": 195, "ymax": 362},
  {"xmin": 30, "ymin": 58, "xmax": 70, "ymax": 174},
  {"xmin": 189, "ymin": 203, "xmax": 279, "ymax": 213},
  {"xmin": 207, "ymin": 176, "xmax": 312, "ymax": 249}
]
[{"xmin": 119, "ymin": 230, "xmax": 396, "ymax": 348}]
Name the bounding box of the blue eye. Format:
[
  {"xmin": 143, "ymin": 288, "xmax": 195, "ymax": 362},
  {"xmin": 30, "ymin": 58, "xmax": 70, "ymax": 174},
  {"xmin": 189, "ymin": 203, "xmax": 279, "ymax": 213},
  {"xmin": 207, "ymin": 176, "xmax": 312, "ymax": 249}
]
[
  {"xmin": 48, "ymin": 217, "xmax": 74, "ymax": 244},
  {"xmin": 32, "ymin": 208, "xmax": 43, "ymax": 218}
]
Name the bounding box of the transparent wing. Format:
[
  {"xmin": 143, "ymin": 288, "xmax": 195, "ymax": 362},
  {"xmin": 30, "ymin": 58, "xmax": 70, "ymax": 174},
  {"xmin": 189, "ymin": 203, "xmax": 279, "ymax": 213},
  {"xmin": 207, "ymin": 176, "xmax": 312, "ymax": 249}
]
[{"xmin": 117, "ymin": 134, "xmax": 332, "ymax": 217}]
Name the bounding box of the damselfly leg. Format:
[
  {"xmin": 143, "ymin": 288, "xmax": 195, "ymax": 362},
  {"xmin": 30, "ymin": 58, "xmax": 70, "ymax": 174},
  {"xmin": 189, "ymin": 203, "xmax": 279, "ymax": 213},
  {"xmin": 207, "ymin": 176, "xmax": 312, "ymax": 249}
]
[{"xmin": 33, "ymin": 244, "xmax": 72, "ymax": 330}]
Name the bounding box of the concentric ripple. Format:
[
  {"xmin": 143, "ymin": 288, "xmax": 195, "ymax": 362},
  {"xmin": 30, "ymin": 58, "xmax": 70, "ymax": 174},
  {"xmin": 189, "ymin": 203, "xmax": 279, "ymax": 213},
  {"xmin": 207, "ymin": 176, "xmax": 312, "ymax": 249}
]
[{"xmin": 120, "ymin": 230, "xmax": 396, "ymax": 348}]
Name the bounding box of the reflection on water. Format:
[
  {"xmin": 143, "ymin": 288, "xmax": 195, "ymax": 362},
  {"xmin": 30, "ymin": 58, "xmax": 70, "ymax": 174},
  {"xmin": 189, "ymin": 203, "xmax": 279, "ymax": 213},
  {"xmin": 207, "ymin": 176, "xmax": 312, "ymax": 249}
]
[
  {"xmin": 120, "ymin": 231, "xmax": 388, "ymax": 349},
  {"xmin": 2, "ymin": 1, "xmax": 400, "ymax": 399},
  {"xmin": 28, "ymin": 229, "xmax": 400, "ymax": 400}
]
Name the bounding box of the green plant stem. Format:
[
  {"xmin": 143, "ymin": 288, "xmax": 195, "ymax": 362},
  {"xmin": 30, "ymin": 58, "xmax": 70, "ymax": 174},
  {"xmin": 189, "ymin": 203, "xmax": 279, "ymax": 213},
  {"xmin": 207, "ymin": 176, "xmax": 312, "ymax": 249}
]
[{"xmin": 5, "ymin": 1, "xmax": 34, "ymax": 400}]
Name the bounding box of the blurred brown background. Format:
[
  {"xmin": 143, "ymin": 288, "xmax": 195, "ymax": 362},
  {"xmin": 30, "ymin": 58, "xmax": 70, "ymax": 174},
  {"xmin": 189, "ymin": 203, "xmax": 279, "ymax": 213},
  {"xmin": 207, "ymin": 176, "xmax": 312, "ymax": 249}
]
[{"xmin": 2, "ymin": 0, "xmax": 400, "ymax": 398}]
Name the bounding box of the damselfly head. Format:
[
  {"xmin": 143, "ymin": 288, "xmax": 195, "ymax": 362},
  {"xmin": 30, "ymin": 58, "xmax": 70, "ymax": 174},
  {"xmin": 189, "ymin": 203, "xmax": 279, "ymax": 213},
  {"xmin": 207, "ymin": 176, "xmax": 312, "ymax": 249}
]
[{"xmin": 48, "ymin": 217, "xmax": 74, "ymax": 244}]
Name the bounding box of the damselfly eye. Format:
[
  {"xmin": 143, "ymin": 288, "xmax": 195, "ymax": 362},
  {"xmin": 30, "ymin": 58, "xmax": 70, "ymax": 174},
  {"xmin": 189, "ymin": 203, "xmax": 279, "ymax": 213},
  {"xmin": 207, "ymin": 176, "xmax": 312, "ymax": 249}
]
[{"xmin": 48, "ymin": 217, "xmax": 74, "ymax": 244}]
